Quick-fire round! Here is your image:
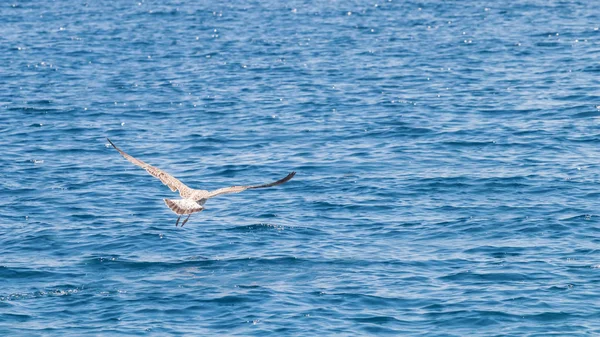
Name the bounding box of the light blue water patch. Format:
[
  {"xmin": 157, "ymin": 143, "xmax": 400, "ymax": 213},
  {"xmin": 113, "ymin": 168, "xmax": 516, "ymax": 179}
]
[{"xmin": 1, "ymin": 0, "xmax": 600, "ymax": 335}]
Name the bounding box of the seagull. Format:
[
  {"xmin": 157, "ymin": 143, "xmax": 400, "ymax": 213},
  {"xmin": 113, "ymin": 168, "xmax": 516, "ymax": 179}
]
[{"xmin": 107, "ymin": 138, "xmax": 295, "ymax": 227}]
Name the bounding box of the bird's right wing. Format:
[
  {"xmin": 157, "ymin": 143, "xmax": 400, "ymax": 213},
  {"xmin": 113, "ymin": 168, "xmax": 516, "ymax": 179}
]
[
  {"xmin": 107, "ymin": 138, "xmax": 193, "ymax": 197},
  {"xmin": 207, "ymin": 172, "xmax": 296, "ymax": 199}
]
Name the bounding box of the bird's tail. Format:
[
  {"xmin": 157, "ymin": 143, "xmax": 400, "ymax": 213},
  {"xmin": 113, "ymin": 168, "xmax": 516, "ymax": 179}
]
[{"xmin": 164, "ymin": 199, "xmax": 204, "ymax": 215}]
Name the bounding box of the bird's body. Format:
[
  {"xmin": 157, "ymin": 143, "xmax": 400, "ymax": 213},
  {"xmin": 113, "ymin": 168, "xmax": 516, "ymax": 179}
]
[{"xmin": 107, "ymin": 138, "xmax": 295, "ymax": 226}]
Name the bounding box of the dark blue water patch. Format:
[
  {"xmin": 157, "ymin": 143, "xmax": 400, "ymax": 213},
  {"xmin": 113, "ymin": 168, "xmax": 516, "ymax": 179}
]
[
  {"xmin": 573, "ymin": 109, "xmax": 600, "ymax": 118},
  {"xmin": 0, "ymin": 266, "xmax": 63, "ymax": 280},
  {"xmin": 0, "ymin": 313, "xmax": 32, "ymax": 323},
  {"xmin": 440, "ymin": 270, "xmax": 533, "ymax": 282},
  {"xmin": 463, "ymin": 246, "xmax": 526, "ymax": 258}
]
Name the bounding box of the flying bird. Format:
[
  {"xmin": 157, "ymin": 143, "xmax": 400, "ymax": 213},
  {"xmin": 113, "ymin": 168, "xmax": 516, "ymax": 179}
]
[{"xmin": 107, "ymin": 138, "xmax": 295, "ymax": 227}]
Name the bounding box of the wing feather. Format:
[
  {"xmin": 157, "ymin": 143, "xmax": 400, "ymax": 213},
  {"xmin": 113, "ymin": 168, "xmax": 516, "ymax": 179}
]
[
  {"xmin": 207, "ymin": 172, "xmax": 295, "ymax": 199},
  {"xmin": 107, "ymin": 138, "xmax": 193, "ymax": 197}
]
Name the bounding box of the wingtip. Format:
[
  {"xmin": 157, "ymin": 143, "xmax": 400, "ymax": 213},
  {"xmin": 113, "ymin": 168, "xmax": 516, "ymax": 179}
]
[
  {"xmin": 106, "ymin": 138, "xmax": 118, "ymax": 150},
  {"xmin": 284, "ymin": 171, "xmax": 296, "ymax": 183}
]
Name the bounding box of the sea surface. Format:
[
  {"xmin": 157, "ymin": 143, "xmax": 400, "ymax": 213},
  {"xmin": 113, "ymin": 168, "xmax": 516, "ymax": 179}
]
[{"xmin": 2, "ymin": 0, "xmax": 600, "ymax": 335}]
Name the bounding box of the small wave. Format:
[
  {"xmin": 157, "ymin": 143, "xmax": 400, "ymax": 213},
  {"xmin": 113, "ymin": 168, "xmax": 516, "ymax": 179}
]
[
  {"xmin": 439, "ymin": 271, "xmax": 530, "ymax": 282},
  {"xmin": 351, "ymin": 315, "xmax": 406, "ymax": 324},
  {"xmin": 573, "ymin": 110, "xmax": 600, "ymax": 118},
  {"xmin": 558, "ymin": 214, "xmax": 593, "ymax": 221},
  {"xmin": 0, "ymin": 287, "xmax": 82, "ymax": 302},
  {"xmin": 0, "ymin": 313, "xmax": 31, "ymax": 321},
  {"xmin": 464, "ymin": 245, "xmax": 525, "ymax": 257},
  {"xmin": 225, "ymin": 223, "xmax": 285, "ymax": 231},
  {"xmin": 0, "ymin": 266, "xmax": 77, "ymax": 280},
  {"xmin": 81, "ymin": 256, "xmax": 214, "ymax": 270}
]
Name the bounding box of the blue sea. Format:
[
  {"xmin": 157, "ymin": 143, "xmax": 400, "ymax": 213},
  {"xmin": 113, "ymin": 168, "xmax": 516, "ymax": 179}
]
[{"xmin": 2, "ymin": 0, "xmax": 600, "ymax": 335}]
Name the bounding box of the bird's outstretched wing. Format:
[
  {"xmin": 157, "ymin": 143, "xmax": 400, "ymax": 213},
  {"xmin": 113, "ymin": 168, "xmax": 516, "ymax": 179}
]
[
  {"xmin": 107, "ymin": 138, "xmax": 193, "ymax": 197},
  {"xmin": 207, "ymin": 172, "xmax": 296, "ymax": 199}
]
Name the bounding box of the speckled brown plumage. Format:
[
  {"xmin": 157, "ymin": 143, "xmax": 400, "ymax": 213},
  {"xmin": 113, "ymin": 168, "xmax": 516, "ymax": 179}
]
[{"xmin": 107, "ymin": 138, "xmax": 295, "ymax": 227}]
